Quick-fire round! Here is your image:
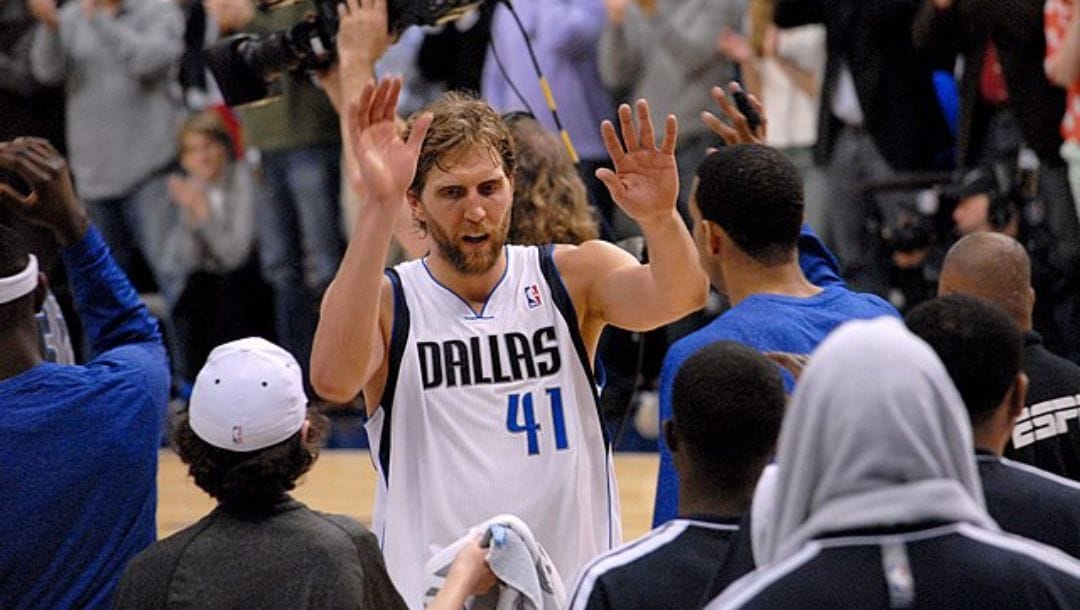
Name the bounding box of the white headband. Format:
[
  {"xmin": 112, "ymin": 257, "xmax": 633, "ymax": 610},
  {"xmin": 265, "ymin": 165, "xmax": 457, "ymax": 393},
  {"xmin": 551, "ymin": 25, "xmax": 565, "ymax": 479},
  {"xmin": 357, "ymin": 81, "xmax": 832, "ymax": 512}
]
[{"xmin": 0, "ymin": 255, "xmax": 39, "ymax": 305}]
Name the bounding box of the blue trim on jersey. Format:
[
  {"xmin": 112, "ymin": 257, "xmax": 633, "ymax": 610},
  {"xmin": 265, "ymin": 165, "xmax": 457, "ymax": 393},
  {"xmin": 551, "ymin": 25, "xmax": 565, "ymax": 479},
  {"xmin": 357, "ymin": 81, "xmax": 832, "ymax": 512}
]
[
  {"xmin": 379, "ymin": 268, "xmax": 412, "ymax": 482},
  {"xmin": 538, "ymin": 244, "xmax": 617, "ymax": 548},
  {"xmin": 419, "ymin": 246, "xmax": 511, "ymax": 320},
  {"xmin": 538, "ymin": 244, "xmax": 608, "ymax": 447}
]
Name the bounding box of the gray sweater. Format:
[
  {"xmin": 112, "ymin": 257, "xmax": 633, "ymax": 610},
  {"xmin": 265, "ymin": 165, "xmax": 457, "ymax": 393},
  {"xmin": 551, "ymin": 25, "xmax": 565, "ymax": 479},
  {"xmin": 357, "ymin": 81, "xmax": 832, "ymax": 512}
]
[
  {"xmin": 114, "ymin": 498, "xmax": 408, "ymax": 609},
  {"xmin": 31, "ymin": 0, "xmax": 184, "ymax": 200},
  {"xmin": 599, "ymin": 0, "xmax": 743, "ymax": 144}
]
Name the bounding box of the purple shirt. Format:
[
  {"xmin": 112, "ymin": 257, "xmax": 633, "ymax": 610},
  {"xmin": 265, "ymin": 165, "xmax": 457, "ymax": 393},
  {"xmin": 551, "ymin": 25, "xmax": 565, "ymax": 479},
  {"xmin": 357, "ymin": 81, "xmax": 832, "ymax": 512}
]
[{"xmin": 482, "ymin": 0, "xmax": 614, "ymax": 161}]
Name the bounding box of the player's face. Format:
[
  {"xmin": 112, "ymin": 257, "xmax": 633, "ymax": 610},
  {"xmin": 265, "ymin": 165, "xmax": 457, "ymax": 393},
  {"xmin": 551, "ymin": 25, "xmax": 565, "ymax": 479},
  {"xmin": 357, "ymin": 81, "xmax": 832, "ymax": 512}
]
[{"xmin": 417, "ymin": 147, "xmax": 512, "ymax": 275}]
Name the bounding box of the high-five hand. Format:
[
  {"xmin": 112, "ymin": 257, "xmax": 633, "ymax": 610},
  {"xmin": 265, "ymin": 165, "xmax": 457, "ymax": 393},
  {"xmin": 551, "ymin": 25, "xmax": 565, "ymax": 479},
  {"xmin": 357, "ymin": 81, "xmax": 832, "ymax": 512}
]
[
  {"xmin": 596, "ymin": 100, "xmax": 679, "ymax": 225},
  {"xmin": 701, "ymin": 81, "xmax": 768, "ymax": 146},
  {"xmin": 347, "ymin": 77, "xmax": 432, "ymax": 207}
]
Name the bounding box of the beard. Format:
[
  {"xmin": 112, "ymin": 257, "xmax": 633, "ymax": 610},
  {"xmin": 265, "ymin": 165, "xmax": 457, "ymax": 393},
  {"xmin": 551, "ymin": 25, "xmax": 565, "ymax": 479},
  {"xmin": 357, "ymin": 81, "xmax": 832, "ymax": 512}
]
[{"xmin": 427, "ymin": 212, "xmax": 510, "ymax": 275}]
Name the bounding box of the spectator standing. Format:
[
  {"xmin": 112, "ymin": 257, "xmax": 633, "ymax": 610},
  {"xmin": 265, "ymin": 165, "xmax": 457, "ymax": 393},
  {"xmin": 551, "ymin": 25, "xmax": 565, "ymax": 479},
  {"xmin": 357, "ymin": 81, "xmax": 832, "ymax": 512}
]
[
  {"xmin": 569, "ymin": 342, "xmax": 783, "ymax": 609},
  {"xmin": 599, "ymin": 0, "xmax": 743, "ymax": 227},
  {"xmin": 707, "ymin": 318, "xmax": 1080, "ymax": 609},
  {"xmin": 775, "ymin": 0, "xmax": 952, "ymax": 296},
  {"xmin": 937, "ymin": 232, "xmax": 1080, "ymax": 482},
  {"xmin": 716, "ymin": 0, "xmax": 826, "ymax": 232},
  {"xmin": 0, "ymin": 139, "xmax": 169, "ymax": 608},
  {"xmin": 483, "ymin": 0, "xmax": 618, "ymax": 240},
  {"xmin": 0, "ymin": 0, "xmax": 64, "ymax": 146},
  {"xmin": 206, "ymin": 0, "xmax": 345, "ymax": 380},
  {"xmin": 114, "ymin": 338, "xmax": 407, "ymax": 609},
  {"xmin": 907, "ymin": 294, "xmax": 1080, "ymax": 559},
  {"xmin": 914, "ymin": 0, "xmax": 1080, "ymax": 361},
  {"xmin": 161, "ymin": 111, "xmax": 272, "ymax": 386},
  {"xmin": 29, "ymin": 0, "xmax": 185, "ymax": 298}
]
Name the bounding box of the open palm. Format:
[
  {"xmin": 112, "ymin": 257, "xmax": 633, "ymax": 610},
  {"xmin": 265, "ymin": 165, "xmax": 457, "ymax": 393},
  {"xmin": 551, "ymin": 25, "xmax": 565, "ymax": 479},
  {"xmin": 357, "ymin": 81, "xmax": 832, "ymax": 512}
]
[
  {"xmin": 597, "ymin": 100, "xmax": 679, "ymax": 223},
  {"xmin": 348, "ymin": 77, "xmax": 431, "ymax": 205}
]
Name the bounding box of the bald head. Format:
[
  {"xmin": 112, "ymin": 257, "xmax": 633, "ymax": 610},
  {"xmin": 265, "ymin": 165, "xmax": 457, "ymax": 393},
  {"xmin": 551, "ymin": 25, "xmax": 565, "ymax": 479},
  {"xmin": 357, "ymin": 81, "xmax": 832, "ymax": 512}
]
[{"xmin": 938, "ymin": 232, "xmax": 1034, "ymax": 330}]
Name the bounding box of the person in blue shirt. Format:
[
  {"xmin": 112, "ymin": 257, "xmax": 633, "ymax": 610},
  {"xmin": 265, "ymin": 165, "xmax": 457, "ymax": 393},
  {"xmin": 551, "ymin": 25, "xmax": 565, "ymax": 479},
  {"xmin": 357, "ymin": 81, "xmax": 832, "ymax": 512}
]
[
  {"xmin": 0, "ymin": 137, "xmax": 169, "ymax": 609},
  {"xmin": 653, "ymin": 89, "xmax": 898, "ymax": 525}
]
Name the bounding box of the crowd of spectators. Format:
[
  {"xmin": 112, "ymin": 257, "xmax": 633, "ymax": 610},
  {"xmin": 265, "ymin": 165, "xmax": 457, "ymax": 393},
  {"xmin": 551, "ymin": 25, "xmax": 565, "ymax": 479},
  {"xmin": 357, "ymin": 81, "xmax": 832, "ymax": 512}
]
[{"xmin": 4, "ymin": 0, "xmax": 1080, "ymax": 607}]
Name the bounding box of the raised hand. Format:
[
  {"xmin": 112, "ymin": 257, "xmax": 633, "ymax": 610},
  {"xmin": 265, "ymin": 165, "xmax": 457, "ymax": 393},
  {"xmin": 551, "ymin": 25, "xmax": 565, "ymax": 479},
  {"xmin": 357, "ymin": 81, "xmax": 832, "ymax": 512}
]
[
  {"xmin": 701, "ymin": 81, "xmax": 768, "ymax": 146},
  {"xmin": 347, "ymin": 77, "xmax": 432, "ymax": 206},
  {"xmin": 336, "ymin": 0, "xmax": 391, "ymax": 65},
  {"xmin": 596, "ymin": 100, "xmax": 679, "ymax": 225},
  {"xmin": 27, "ymin": 0, "xmax": 59, "ymax": 29},
  {"xmin": 167, "ymin": 174, "xmax": 210, "ymax": 227},
  {"xmin": 0, "ymin": 138, "xmax": 89, "ymax": 246}
]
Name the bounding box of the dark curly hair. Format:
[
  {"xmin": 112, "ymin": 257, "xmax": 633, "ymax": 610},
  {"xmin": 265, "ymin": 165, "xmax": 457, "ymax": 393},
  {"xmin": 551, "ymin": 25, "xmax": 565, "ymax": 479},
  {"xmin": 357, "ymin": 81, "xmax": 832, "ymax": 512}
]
[
  {"xmin": 694, "ymin": 144, "xmax": 804, "ymax": 266},
  {"xmin": 173, "ymin": 409, "xmax": 330, "ymax": 512},
  {"xmin": 506, "ymin": 115, "xmax": 599, "ymax": 245}
]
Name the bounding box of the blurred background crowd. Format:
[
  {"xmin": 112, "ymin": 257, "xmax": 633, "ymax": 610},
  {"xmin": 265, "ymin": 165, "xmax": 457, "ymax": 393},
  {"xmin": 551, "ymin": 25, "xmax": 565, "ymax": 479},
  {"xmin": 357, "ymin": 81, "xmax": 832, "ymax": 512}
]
[{"xmin": 5, "ymin": 0, "xmax": 1080, "ymax": 448}]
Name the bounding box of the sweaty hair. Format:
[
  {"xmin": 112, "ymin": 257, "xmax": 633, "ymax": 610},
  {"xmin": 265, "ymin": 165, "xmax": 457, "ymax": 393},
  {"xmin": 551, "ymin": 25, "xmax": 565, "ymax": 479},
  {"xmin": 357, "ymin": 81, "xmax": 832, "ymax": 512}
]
[
  {"xmin": 905, "ymin": 294, "xmax": 1023, "ymax": 426},
  {"xmin": 694, "ymin": 144, "xmax": 804, "ymax": 265},
  {"xmin": 406, "ymin": 91, "xmax": 516, "ymax": 210},
  {"xmin": 173, "ymin": 409, "xmax": 330, "ymax": 512},
  {"xmin": 672, "ymin": 341, "xmax": 785, "ymax": 493},
  {"xmin": 505, "ymin": 115, "xmax": 598, "ymax": 245}
]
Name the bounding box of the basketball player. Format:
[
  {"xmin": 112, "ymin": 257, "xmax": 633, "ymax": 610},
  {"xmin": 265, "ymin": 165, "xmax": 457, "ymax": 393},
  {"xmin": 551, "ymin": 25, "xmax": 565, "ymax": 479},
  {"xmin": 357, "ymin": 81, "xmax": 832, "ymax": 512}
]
[{"xmin": 311, "ymin": 77, "xmax": 708, "ymax": 606}]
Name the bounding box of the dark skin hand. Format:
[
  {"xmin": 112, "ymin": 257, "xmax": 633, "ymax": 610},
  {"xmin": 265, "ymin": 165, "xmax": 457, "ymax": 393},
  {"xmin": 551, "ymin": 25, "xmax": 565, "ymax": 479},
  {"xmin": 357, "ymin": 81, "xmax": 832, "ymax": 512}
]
[
  {"xmin": 0, "ymin": 138, "xmax": 90, "ymax": 247},
  {"xmin": 700, "ymin": 81, "xmax": 768, "ymax": 146}
]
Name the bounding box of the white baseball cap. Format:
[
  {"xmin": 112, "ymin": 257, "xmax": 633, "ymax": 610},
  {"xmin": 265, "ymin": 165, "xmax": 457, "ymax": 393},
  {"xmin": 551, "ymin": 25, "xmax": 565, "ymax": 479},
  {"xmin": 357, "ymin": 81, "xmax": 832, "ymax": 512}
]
[{"xmin": 189, "ymin": 337, "xmax": 309, "ymax": 452}]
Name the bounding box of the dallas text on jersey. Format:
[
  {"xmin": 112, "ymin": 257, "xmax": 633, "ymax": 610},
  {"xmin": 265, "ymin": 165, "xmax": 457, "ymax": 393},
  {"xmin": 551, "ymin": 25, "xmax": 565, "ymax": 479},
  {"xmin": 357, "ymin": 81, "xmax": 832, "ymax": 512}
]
[{"xmin": 418, "ymin": 326, "xmax": 562, "ymax": 389}]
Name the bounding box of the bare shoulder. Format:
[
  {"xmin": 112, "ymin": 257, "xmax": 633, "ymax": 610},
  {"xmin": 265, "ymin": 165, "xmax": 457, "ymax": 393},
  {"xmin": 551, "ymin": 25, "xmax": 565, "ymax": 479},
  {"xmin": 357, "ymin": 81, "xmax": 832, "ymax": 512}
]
[
  {"xmin": 551, "ymin": 239, "xmax": 639, "ymax": 277},
  {"xmin": 551, "ymin": 240, "xmax": 640, "ymax": 317}
]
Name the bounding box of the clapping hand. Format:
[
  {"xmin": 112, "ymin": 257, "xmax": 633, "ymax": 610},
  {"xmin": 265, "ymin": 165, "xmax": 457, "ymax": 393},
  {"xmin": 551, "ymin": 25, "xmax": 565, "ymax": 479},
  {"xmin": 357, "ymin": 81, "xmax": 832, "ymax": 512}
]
[
  {"xmin": 167, "ymin": 174, "xmax": 210, "ymax": 227},
  {"xmin": 596, "ymin": 100, "xmax": 679, "ymax": 226}
]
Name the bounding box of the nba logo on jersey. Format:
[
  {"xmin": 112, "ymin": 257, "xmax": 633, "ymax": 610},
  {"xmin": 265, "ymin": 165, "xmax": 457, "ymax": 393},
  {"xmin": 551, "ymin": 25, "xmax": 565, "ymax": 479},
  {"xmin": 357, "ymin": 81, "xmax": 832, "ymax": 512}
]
[{"xmin": 525, "ymin": 284, "xmax": 542, "ymax": 309}]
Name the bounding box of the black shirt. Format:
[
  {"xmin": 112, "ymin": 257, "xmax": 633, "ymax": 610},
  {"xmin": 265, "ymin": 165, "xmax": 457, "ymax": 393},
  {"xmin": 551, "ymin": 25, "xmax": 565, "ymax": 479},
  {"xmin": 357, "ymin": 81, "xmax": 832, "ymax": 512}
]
[
  {"xmin": 567, "ymin": 515, "xmax": 740, "ymax": 610},
  {"xmin": 1005, "ymin": 332, "xmax": 1080, "ymax": 482},
  {"xmin": 114, "ymin": 497, "xmax": 406, "ymax": 609},
  {"xmin": 978, "ymin": 450, "xmax": 1080, "ymax": 558},
  {"xmin": 707, "ymin": 522, "xmax": 1080, "ymax": 609}
]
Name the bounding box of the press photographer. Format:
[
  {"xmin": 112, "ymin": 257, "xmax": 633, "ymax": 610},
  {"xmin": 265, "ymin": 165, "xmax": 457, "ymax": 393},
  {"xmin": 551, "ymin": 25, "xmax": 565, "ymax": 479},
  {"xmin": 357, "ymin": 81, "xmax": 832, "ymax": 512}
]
[{"xmin": 204, "ymin": 0, "xmax": 484, "ymax": 105}]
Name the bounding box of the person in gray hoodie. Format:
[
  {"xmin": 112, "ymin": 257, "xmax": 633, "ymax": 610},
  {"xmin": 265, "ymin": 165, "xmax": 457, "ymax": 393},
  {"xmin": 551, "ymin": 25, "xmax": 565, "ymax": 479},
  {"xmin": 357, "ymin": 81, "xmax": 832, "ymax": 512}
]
[{"xmin": 708, "ymin": 317, "xmax": 1080, "ymax": 609}]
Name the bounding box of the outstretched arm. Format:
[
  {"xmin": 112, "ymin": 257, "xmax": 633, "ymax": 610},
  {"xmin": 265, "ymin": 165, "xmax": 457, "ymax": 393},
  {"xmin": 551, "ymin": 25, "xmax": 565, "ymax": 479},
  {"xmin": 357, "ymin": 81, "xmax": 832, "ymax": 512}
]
[
  {"xmin": 310, "ymin": 78, "xmax": 432, "ymax": 403},
  {"xmin": 559, "ymin": 100, "xmax": 708, "ymax": 332}
]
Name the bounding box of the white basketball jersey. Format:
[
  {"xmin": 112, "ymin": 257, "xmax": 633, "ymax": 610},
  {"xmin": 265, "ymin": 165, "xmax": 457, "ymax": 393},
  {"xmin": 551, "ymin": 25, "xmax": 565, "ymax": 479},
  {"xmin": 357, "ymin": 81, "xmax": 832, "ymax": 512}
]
[{"xmin": 366, "ymin": 245, "xmax": 621, "ymax": 608}]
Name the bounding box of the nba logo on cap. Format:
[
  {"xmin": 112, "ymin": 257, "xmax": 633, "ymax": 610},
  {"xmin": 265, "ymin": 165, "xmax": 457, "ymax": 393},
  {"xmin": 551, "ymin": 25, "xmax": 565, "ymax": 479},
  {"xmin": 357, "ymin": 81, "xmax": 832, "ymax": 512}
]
[
  {"xmin": 232, "ymin": 426, "xmax": 243, "ymax": 445},
  {"xmin": 524, "ymin": 284, "xmax": 542, "ymax": 309}
]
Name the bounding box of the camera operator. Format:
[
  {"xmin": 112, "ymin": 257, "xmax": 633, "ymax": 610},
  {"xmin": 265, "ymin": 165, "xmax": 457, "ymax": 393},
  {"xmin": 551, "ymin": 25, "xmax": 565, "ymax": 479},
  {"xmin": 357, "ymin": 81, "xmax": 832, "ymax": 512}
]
[
  {"xmin": 947, "ymin": 164, "xmax": 1063, "ymax": 353},
  {"xmin": 204, "ymin": 0, "xmax": 345, "ymax": 386}
]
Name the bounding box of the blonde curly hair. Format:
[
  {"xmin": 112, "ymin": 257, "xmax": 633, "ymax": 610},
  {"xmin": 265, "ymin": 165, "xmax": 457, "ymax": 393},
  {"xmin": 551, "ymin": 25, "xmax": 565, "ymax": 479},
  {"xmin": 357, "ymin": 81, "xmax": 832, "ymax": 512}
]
[{"xmin": 505, "ymin": 115, "xmax": 599, "ymax": 246}]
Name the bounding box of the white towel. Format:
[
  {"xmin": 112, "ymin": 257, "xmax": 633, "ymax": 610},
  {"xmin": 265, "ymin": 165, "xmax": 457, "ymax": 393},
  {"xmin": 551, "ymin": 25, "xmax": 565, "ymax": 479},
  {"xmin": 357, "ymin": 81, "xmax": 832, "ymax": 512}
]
[{"xmin": 423, "ymin": 514, "xmax": 566, "ymax": 610}]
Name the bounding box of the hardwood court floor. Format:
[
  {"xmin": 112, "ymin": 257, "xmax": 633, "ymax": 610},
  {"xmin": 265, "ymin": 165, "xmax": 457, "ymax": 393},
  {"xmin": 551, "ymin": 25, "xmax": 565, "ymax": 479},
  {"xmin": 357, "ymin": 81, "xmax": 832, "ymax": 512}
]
[{"xmin": 157, "ymin": 450, "xmax": 661, "ymax": 541}]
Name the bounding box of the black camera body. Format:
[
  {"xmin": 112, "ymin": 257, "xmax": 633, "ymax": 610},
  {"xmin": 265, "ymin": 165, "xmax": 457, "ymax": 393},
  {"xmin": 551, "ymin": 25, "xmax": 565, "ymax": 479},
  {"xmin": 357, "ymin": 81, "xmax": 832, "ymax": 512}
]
[{"xmin": 206, "ymin": 0, "xmax": 486, "ymax": 106}]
